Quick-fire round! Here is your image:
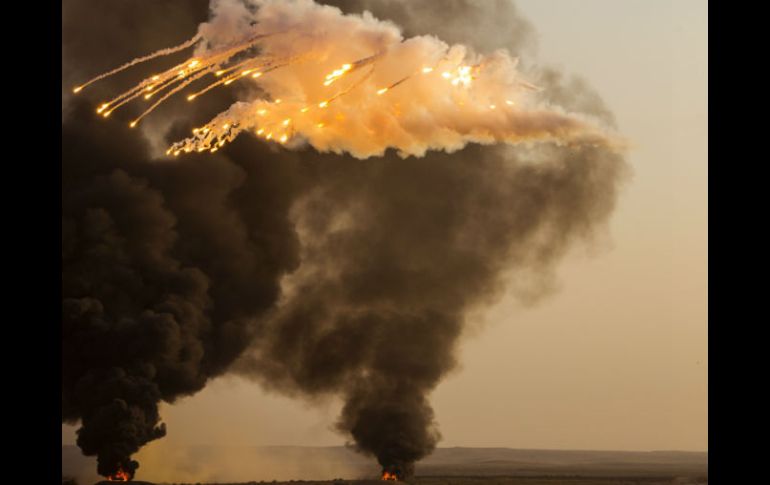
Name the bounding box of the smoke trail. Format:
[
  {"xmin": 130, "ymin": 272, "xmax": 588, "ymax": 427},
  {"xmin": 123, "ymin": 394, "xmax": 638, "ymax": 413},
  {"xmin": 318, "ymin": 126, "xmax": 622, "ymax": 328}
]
[
  {"xmin": 72, "ymin": 33, "xmax": 203, "ymax": 93},
  {"xmin": 62, "ymin": 0, "xmax": 629, "ymax": 480}
]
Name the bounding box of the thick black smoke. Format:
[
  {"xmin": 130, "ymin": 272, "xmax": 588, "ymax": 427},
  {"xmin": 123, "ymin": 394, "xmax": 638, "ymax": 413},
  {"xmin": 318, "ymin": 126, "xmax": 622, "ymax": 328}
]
[
  {"xmin": 62, "ymin": 0, "xmax": 628, "ymax": 480},
  {"xmin": 236, "ymin": 141, "xmax": 625, "ymax": 478},
  {"xmin": 61, "ymin": 91, "xmax": 311, "ymax": 477}
]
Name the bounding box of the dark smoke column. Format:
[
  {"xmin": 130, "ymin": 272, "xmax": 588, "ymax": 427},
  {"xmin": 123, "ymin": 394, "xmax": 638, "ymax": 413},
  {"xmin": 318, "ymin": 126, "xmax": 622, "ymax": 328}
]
[
  {"xmin": 240, "ymin": 144, "xmax": 627, "ymax": 480},
  {"xmin": 232, "ymin": 1, "xmax": 629, "ymax": 478},
  {"xmin": 61, "ymin": 96, "xmax": 304, "ymax": 478}
]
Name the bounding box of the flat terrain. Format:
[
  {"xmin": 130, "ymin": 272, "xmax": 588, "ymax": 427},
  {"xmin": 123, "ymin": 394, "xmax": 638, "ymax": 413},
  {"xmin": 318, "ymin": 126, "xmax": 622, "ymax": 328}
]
[
  {"xmin": 138, "ymin": 477, "xmax": 707, "ymax": 485},
  {"xmin": 62, "ymin": 446, "xmax": 707, "ymax": 485}
]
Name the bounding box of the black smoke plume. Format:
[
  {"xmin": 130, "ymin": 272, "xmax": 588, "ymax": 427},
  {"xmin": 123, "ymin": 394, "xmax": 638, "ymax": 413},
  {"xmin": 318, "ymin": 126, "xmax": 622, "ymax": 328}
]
[{"xmin": 62, "ymin": 0, "xmax": 628, "ymax": 479}]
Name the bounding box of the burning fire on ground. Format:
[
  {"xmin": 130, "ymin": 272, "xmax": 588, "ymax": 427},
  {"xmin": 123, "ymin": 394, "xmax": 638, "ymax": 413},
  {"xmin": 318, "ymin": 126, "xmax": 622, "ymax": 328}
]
[
  {"xmin": 106, "ymin": 467, "xmax": 131, "ymax": 481},
  {"xmin": 381, "ymin": 471, "xmax": 399, "ymax": 481}
]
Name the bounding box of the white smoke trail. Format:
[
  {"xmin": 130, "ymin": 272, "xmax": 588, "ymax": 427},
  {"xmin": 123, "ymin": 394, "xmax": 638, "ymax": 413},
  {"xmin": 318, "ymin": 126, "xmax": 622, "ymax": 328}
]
[
  {"xmin": 75, "ymin": 0, "xmax": 624, "ymax": 159},
  {"xmin": 72, "ymin": 33, "xmax": 203, "ymax": 93}
]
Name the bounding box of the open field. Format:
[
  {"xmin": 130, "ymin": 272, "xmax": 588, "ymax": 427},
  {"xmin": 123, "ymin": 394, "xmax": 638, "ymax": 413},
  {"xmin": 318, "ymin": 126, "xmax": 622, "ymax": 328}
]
[
  {"xmin": 63, "ymin": 446, "xmax": 707, "ymax": 485},
  {"xmin": 82, "ymin": 478, "xmax": 706, "ymax": 485}
]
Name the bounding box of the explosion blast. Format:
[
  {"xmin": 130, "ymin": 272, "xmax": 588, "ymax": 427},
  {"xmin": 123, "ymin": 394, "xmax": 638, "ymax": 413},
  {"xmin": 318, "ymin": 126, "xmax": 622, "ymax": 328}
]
[{"xmin": 73, "ymin": 0, "xmax": 620, "ymax": 159}]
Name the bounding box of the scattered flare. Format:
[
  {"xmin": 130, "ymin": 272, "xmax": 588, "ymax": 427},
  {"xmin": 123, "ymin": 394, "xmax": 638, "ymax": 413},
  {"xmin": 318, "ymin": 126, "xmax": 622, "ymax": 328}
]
[{"xmin": 72, "ymin": 0, "xmax": 620, "ymax": 158}]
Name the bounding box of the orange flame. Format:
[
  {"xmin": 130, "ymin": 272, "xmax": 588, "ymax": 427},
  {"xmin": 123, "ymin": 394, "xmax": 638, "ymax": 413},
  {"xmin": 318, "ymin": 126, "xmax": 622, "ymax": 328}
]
[
  {"xmin": 107, "ymin": 468, "xmax": 130, "ymax": 481},
  {"xmin": 381, "ymin": 471, "xmax": 399, "ymax": 481}
]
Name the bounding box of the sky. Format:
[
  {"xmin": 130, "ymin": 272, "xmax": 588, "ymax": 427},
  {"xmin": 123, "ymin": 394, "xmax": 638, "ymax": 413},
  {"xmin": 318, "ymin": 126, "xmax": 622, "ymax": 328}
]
[{"xmin": 62, "ymin": 0, "xmax": 707, "ymax": 454}]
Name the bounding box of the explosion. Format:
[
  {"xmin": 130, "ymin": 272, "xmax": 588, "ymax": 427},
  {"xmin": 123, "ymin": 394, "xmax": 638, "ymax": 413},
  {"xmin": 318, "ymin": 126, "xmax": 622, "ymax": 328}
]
[{"xmin": 72, "ymin": 0, "xmax": 620, "ymax": 159}]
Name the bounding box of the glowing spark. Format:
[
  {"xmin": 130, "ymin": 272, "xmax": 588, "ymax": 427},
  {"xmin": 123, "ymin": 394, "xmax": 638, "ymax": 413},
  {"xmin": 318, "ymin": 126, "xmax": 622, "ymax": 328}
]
[
  {"xmin": 76, "ymin": 15, "xmax": 587, "ymax": 159},
  {"xmin": 323, "ymin": 62, "xmax": 354, "ymax": 86},
  {"xmin": 443, "ymin": 65, "xmax": 473, "ymax": 87},
  {"xmin": 71, "ymin": 32, "xmax": 203, "ymax": 94}
]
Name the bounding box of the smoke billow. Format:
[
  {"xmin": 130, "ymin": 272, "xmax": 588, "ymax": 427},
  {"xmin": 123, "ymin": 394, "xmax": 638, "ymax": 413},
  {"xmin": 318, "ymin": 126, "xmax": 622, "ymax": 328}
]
[
  {"xmin": 61, "ymin": 97, "xmax": 309, "ymax": 477},
  {"xmin": 62, "ymin": 0, "xmax": 629, "ymax": 480}
]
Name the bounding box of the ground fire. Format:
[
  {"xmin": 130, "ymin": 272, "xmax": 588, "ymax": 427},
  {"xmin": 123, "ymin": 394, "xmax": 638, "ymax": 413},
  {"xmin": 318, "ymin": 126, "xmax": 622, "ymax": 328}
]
[
  {"xmin": 381, "ymin": 471, "xmax": 399, "ymax": 481},
  {"xmin": 107, "ymin": 468, "xmax": 130, "ymax": 481}
]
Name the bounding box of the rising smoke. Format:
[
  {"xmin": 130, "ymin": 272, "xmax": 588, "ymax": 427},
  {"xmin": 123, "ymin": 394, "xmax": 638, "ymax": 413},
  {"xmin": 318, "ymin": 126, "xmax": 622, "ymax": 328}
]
[{"xmin": 62, "ymin": 0, "xmax": 628, "ymax": 480}]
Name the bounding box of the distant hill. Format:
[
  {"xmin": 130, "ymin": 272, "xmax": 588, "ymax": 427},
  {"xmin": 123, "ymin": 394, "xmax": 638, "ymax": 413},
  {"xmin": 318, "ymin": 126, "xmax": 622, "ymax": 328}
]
[{"xmin": 62, "ymin": 445, "xmax": 707, "ymax": 484}]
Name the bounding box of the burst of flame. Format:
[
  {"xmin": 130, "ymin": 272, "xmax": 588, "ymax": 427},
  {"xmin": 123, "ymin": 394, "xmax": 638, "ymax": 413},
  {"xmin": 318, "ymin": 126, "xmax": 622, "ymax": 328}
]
[
  {"xmin": 381, "ymin": 471, "xmax": 399, "ymax": 481},
  {"xmin": 447, "ymin": 65, "xmax": 473, "ymax": 87},
  {"xmin": 107, "ymin": 468, "xmax": 130, "ymax": 481}
]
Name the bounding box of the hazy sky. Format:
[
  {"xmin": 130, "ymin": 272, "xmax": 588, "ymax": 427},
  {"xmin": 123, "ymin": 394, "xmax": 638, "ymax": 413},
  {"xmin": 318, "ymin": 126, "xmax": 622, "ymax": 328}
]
[{"xmin": 63, "ymin": 0, "xmax": 707, "ymax": 453}]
